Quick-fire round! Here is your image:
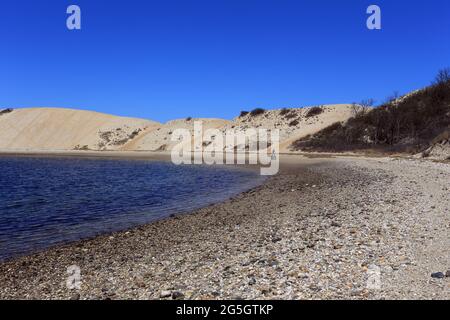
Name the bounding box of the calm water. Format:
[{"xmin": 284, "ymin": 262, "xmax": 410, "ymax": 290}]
[{"xmin": 0, "ymin": 157, "xmax": 265, "ymax": 261}]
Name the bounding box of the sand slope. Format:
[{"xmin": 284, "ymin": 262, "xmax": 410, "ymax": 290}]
[
  {"xmin": 221, "ymin": 104, "xmax": 354, "ymax": 153},
  {"xmin": 0, "ymin": 108, "xmax": 159, "ymax": 151},
  {"xmin": 122, "ymin": 118, "xmax": 231, "ymax": 151},
  {"xmin": 0, "ymin": 105, "xmax": 353, "ymax": 153},
  {"xmin": 124, "ymin": 105, "xmax": 353, "ymax": 153}
]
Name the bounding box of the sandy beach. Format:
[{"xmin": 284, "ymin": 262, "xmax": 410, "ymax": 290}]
[{"xmin": 0, "ymin": 154, "xmax": 448, "ymax": 300}]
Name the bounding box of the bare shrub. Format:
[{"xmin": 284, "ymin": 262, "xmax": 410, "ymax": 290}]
[
  {"xmin": 434, "ymin": 68, "xmax": 450, "ymax": 85},
  {"xmin": 250, "ymin": 108, "xmax": 266, "ymax": 117},
  {"xmin": 385, "ymin": 91, "xmax": 400, "ymax": 104},
  {"xmin": 291, "ymin": 70, "xmax": 450, "ymax": 154},
  {"xmin": 305, "ymin": 106, "xmax": 323, "ymax": 118},
  {"xmin": 350, "ymin": 103, "xmax": 363, "ymax": 117},
  {"xmin": 129, "ymin": 129, "xmax": 141, "ymax": 140},
  {"xmin": 351, "ymin": 99, "xmax": 373, "ymax": 117},
  {"xmin": 284, "ymin": 111, "xmax": 297, "ymax": 120},
  {"xmin": 289, "ymin": 119, "xmax": 299, "ymax": 127},
  {"xmin": 74, "ymin": 144, "xmax": 89, "ymax": 151},
  {"xmin": 0, "ymin": 108, "xmax": 13, "ymax": 115}
]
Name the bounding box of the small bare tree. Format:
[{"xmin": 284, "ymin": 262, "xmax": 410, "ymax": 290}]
[
  {"xmin": 351, "ymin": 99, "xmax": 373, "ymax": 117},
  {"xmin": 350, "ymin": 103, "xmax": 362, "ymax": 117},
  {"xmin": 434, "ymin": 68, "xmax": 450, "ymax": 85},
  {"xmin": 386, "ymin": 91, "xmax": 400, "ymax": 105},
  {"xmin": 360, "ymin": 98, "xmax": 374, "ymax": 108}
]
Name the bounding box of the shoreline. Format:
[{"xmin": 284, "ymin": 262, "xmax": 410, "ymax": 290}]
[
  {"xmin": 0, "ymin": 155, "xmax": 449, "ymax": 299},
  {"xmin": 0, "ymin": 150, "xmax": 174, "ymax": 161}
]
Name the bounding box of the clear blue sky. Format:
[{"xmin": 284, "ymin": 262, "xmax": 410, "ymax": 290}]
[{"xmin": 1, "ymin": 0, "xmax": 449, "ymax": 122}]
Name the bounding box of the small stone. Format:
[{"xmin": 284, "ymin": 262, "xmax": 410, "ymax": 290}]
[
  {"xmin": 445, "ymin": 270, "xmax": 450, "ymax": 278},
  {"xmin": 171, "ymin": 291, "xmax": 185, "ymax": 300},
  {"xmin": 268, "ymin": 258, "xmax": 279, "ymax": 267},
  {"xmin": 160, "ymin": 290, "xmax": 171, "ymax": 298},
  {"xmin": 331, "ymin": 222, "xmax": 341, "ymax": 227},
  {"xmin": 70, "ymin": 293, "xmax": 80, "ymax": 300},
  {"xmin": 260, "ymin": 287, "xmax": 270, "ymax": 295},
  {"xmin": 431, "ymin": 272, "xmax": 445, "ymax": 279}
]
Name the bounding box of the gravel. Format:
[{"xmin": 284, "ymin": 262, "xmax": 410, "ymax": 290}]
[{"xmin": 0, "ymin": 156, "xmax": 448, "ymax": 300}]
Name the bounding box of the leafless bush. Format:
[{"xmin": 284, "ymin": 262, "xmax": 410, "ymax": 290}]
[
  {"xmin": 250, "ymin": 108, "xmax": 266, "ymax": 117},
  {"xmin": 305, "ymin": 106, "xmax": 323, "ymax": 118},
  {"xmin": 291, "ymin": 70, "xmax": 450, "ymax": 154},
  {"xmin": 129, "ymin": 129, "xmax": 141, "ymax": 139},
  {"xmin": 434, "ymin": 68, "xmax": 450, "ymax": 85},
  {"xmin": 279, "ymin": 108, "xmax": 290, "ymax": 116},
  {"xmin": 385, "ymin": 91, "xmax": 400, "ymax": 104},
  {"xmin": 74, "ymin": 144, "xmax": 89, "ymax": 151},
  {"xmin": 289, "ymin": 119, "xmax": 299, "ymax": 127},
  {"xmin": 0, "ymin": 108, "xmax": 13, "ymax": 115},
  {"xmin": 351, "ymin": 99, "xmax": 373, "ymax": 117}
]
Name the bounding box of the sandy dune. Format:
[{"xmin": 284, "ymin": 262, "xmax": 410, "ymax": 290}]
[
  {"xmin": 122, "ymin": 118, "xmax": 231, "ymax": 151},
  {"xmin": 221, "ymin": 104, "xmax": 354, "ymax": 153},
  {"xmin": 0, "ymin": 108, "xmax": 159, "ymax": 151},
  {"xmin": 0, "ymin": 105, "xmax": 353, "ymax": 153}
]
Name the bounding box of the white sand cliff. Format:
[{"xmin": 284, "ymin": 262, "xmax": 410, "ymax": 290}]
[
  {"xmin": 0, "ymin": 108, "xmax": 159, "ymax": 151},
  {"xmin": 0, "ymin": 105, "xmax": 354, "ymax": 153}
]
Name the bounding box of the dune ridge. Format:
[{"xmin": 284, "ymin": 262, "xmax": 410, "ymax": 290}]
[{"xmin": 0, "ymin": 105, "xmax": 353, "ymax": 153}]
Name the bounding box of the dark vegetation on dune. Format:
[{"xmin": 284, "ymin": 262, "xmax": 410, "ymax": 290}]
[
  {"xmin": 250, "ymin": 108, "xmax": 266, "ymax": 117},
  {"xmin": 292, "ymin": 69, "xmax": 450, "ymax": 154},
  {"xmin": 305, "ymin": 106, "xmax": 324, "ymax": 118},
  {"xmin": 0, "ymin": 108, "xmax": 13, "ymax": 116},
  {"xmin": 279, "ymin": 108, "xmax": 290, "ymax": 116}
]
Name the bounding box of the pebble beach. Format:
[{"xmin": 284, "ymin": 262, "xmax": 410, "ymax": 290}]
[{"xmin": 0, "ymin": 156, "xmax": 449, "ymax": 300}]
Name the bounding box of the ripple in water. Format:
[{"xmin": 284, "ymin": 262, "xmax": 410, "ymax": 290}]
[{"xmin": 0, "ymin": 157, "xmax": 265, "ymax": 261}]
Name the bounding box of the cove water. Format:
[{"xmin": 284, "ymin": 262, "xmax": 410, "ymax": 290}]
[{"xmin": 0, "ymin": 156, "xmax": 265, "ymax": 261}]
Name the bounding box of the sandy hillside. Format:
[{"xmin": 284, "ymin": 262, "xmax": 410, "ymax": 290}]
[
  {"xmin": 0, "ymin": 105, "xmax": 353, "ymax": 153},
  {"xmin": 0, "ymin": 108, "xmax": 160, "ymax": 151},
  {"xmin": 122, "ymin": 118, "xmax": 231, "ymax": 151},
  {"xmin": 125, "ymin": 105, "xmax": 353, "ymax": 153},
  {"xmin": 220, "ymin": 105, "xmax": 354, "ymax": 153}
]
